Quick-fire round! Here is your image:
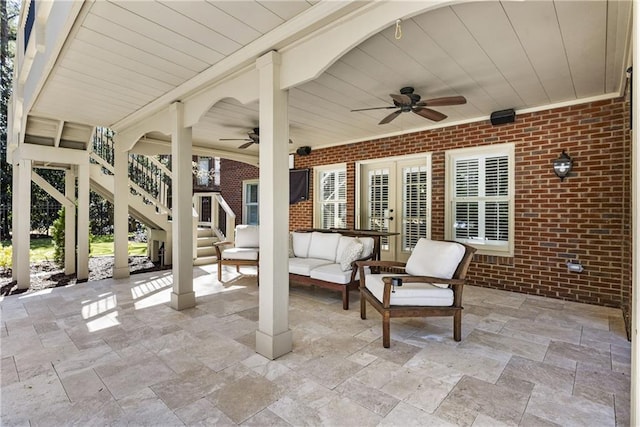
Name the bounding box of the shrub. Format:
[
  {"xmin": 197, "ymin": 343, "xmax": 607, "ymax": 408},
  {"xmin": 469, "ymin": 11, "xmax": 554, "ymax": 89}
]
[
  {"xmin": 0, "ymin": 244, "xmax": 11, "ymax": 269},
  {"xmin": 51, "ymin": 207, "xmax": 65, "ymax": 267}
]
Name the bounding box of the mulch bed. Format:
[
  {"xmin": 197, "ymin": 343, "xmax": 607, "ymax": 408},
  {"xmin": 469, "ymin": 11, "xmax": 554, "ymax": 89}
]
[{"xmin": 0, "ymin": 256, "xmax": 165, "ymax": 297}]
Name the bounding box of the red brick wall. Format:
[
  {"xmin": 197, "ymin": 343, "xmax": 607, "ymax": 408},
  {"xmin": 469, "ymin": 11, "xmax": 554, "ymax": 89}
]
[
  {"xmin": 291, "ymin": 98, "xmax": 631, "ymax": 308},
  {"xmin": 219, "ymin": 99, "xmax": 630, "ymax": 308},
  {"xmin": 219, "ymin": 159, "xmax": 259, "ymax": 227}
]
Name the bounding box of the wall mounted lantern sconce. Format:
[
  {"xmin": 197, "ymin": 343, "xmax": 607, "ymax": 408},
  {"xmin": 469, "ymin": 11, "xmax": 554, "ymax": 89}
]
[{"xmin": 553, "ymin": 150, "xmax": 573, "ymax": 181}]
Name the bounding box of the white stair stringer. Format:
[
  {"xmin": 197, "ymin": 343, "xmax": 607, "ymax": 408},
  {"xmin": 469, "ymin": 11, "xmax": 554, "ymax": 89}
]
[
  {"xmin": 88, "ymin": 161, "xmax": 171, "ymax": 241},
  {"xmin": 89, "ymin": 161, "xmax": 170, "ymax": 230}
]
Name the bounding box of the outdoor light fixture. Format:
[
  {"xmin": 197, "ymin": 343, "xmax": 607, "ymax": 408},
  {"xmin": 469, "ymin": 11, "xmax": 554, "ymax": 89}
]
[{"xmin": 553, "ymin": 150, "xmax": 573, "ymax": 181}]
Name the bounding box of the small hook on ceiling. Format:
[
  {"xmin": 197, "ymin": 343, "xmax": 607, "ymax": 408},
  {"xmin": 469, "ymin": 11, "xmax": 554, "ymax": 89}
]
[{"xmin": 395, "ymin": 19, "xmax": 402, "ymax": 40}]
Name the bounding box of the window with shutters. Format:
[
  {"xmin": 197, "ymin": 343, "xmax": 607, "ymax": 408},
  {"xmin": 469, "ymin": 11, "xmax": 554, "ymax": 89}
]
[
  {"xmin": 243, "ymin": 180, "xmax": 259, "ymax": 225},
  {"xmin": 445, "ymin": 143, "xmax": 514, "ymax": 256},
  {"xmin": 314, "ymin": 164, "xmax": 347, "ymax": 229}
]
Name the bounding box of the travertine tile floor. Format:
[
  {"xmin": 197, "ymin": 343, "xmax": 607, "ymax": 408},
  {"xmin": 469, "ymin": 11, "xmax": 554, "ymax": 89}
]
[{"xmin": 1, "ymin": 265, "xmax": 630, "ymax": 426}]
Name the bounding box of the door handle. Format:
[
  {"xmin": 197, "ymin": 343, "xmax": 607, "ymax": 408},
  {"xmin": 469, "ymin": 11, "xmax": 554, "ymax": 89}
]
[{"xmin": 388, "ymin": 217, "xmax": 394, "ymax": 221}]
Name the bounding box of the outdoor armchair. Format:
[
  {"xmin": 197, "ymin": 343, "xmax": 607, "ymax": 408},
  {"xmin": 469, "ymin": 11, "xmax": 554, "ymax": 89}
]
[
  {"xmin": 214, "ymin": 224, "xmax": 259, "ymax": 283},
  {"xmin": 357, "ymin": 238, "xmax": 476, "ymax": 348}
]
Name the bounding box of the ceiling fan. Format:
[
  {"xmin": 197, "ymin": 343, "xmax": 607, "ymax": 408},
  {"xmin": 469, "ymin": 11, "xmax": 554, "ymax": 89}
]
[
  {"xmin": 220, "ymin": 127, "xmax": 293, "ymax": 149},
  {"xmin": 351, "ymin": 86, "xmax": 466, "ymax": 124}
]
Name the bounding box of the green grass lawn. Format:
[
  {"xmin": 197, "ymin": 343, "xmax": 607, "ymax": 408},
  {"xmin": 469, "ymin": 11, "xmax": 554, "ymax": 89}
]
[{"xmin": 0, "ymin": 235, "xmax": 147, "ymax": 263}]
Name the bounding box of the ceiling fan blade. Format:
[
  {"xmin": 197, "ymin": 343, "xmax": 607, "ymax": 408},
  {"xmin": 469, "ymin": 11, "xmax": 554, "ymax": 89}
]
[
  {"xmin": 390, "ymin": 93, "xmax": 412, "ymax": 105},
  {"xmin": 379, "ymin": 110, "xmax": 402, "ymax": 125},
  {"xmin": 238, "ymin": 141, "xmax": 254, "ymax": 149},
  {"xmin": 248, "ymin": 132, "xmax": 259, "ymax": 139},
  {"xmin": 421, "ymin": 95, "xmax": 467, "ymax": 106},
  {"xmin": 413, "ymin": 107, "xmax": 447, "ymax": 122},
  {"xmin": 351, "ymin": 106, "xmax": 396, "ymax": 112}
]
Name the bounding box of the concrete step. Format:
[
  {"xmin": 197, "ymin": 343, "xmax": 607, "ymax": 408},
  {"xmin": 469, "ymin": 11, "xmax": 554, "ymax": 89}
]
[
  {"xmin": 197, "ymin": 227, "xmax": 215, "ymax": 238},
  {"xmin": 194, "ymin": 255, "xmax": 217, "ymax": 266},
  {"xmin": 197, "ymin": 236, "xmax": 218, "ymax": 247},
  {"xmin": 197, "ymin": 246, "xmax": 217, "ymax": 257}
]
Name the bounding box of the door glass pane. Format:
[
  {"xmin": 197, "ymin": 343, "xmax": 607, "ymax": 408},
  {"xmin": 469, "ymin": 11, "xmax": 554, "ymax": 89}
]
[
  {"xmin": 197, "ymin": 158, "xmax": 209, "ymax": 186},
  {"xmin": 402, "ymin": 166, "xmax": 427, "ymax": 252},
  {"xmin": 367, "ymin": 169, "xmax": 390, "ymax": 250}
]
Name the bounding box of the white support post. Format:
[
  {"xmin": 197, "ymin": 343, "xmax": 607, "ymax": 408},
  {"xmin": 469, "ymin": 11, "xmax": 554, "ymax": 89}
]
[
  {"xmin": 170, "ymin": 102, "xmax": 196, "ymax": 310},
  {"xmin": 113, "ymin": 147, "xmax": 130, "ymax": 279},
  {"xmin": 64, "ymin": 168, "xmax": 76, "ymax": 275},
  {"xmin": 76, "ymin": 162, "xmax": 89, "ymax": 281},
  {"xmin": 14, "ymin": 159, "xmax": 31, "ymax": 289},
  {"xmin": 255, "ymin": 51, "xmax": 293, "ymax": 360}
]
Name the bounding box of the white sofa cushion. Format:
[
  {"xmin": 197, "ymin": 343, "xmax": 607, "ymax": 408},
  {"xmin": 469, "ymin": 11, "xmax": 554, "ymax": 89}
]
[
  {"xmin": 221, "ymin": 247, "xmax": 259, "ymax": 261},
  {"xmin": 292, "ymin": 232, "xmax": 312, "ymax": 258},
  {"xmin": 307, "ymin": 232, "xmax": 341, "ymax": 262},
  {"xmin": 289, "ymin": 257, "xmax": 334, "ymax": 276},
  {"xmin": 359, "ymin": 237, "xmax": 375, "ymax": 258},
  {"xmin": 310, "ymin": 263, "xmax": 352, "ymax": 284},
  {"xmin": 364, "ymin": 274, "xmax": 454, "ymax": 306},
  {"xmin": 405, "ymin": 239, "xmax": 465, "ymax": 283},
  {"xmin": 235, "ymin": 225, "xmax": 259, "ymax": 248}
]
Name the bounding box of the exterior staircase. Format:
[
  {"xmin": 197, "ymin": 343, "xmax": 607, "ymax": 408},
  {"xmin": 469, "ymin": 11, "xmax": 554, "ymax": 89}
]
[{"xmin": 89, "ymin": 128, "xmax": 234, "ymax": 266}]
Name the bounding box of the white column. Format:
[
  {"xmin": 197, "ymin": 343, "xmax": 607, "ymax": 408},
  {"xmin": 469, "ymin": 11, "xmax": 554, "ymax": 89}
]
[
  {"xmin": 14, "ymin": 159, "xmax": 31, "ymax": 289},
  {"xmin": 255, "ymin": 51, "xmax": 292, "ymax": 360},
  {"xmin": 113, "ymin": 147, "xmax": 130, "ymax": 279},
  {"xmin": 64, "ymin": 168, "xmax": 76, "ymax": 275},
  {"xmin": 76, "ymin": 162, "xmax": 89, "ymax": 281},
  {"xmin": 170, "ymin": 102, "xmax": 196, "ymax": 310}
]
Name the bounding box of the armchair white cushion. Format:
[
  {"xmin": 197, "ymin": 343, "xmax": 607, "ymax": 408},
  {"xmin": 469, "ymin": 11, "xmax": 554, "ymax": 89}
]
[
  {"xmin": 405, "ymin": 238, "xmax": 466, "ymax": 283},
  {"xmin": 234, "ymin": 224, "xmax": 259, "ymax": 248},
  {"xmin": 215, "ymin": 225, "xmax": 260, "ymax": 283},
  {"xmin": 364, "ymin": 273, "xmax": 453, "ymax": 306}
]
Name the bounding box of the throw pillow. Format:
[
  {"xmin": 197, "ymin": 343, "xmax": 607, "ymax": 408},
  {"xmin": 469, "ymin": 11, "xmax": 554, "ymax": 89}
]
[
  {"xmin": 339, "ymin": 239, "xmax": 364, "ymax": 271},
  {"xmin": 288, "ymin": 233, "xmax": 294, "ymax": 258}
]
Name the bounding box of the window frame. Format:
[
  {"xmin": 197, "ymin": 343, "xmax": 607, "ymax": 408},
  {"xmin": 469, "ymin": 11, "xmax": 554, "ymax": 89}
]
[
  {"xmin": 313, "ymin": 163, "xmax": 347, "ymax": 229},
  {"xmin": 242, "ymin": 179, "xmax": 259, "ymax": 225},
  {"xmin": 445, "ymin": 143, "xmax": 515, "ymax": 257}
]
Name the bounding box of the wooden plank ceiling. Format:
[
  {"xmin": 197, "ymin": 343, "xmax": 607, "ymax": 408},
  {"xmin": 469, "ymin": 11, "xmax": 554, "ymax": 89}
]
[{"xmin": 28, "ymin": 0, "xmax": 631, "ymax": 156}]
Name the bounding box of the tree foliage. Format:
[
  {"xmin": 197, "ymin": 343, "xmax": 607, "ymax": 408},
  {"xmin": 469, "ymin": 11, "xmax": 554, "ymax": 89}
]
[{"xmin": 1, "ymin": 0, "xmax": 20, "ymax": 240}]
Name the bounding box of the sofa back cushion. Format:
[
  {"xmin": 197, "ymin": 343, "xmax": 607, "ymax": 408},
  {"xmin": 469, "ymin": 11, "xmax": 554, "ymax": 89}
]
[
  {"xmin": 359, "ymin": 237, "xmax": 375, "ymax": 258},
  {"xmin": 405, "ymin": 238, "xmax": 466, "ymax": 279},
  {"xmin": 235, "ymin": 225, "xmax": 259, "ymax": 248},
  {"xmin": 292, "ymin": 232, "xmax": 312, "ymax": 258},
  {"xmin": 308, "ymin": 232, "xmax": 341, "ymax": 262}
]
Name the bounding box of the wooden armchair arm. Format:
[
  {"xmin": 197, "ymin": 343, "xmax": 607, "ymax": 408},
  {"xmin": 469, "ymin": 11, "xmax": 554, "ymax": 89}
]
[
  {"xmin": 356, "ymin": 260, "xmax": 406, "ymax": 275},
  {"xmin": 380, "ymin": 276, "xmax": 465, "ymax": 308},
  {"xmin": 381, "ymin": 276, "xmax": 465, "ymax": 286},
  {"xmin": 347, "ymin": 252, "xmax": 377, "ymax": 281},
  {"xmin": 213, "ymin": 240, "xmax": 233, "ymax": 257}
]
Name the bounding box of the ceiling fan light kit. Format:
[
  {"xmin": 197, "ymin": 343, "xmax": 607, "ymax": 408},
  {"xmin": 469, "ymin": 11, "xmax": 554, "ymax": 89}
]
[{"xmin": 351, "ymin": 86, "xmax": 466, "ymax": 125}]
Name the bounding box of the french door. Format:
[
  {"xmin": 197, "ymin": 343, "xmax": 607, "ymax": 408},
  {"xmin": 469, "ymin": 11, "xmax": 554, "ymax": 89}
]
[{"xmin": 359, "ymin": 156, "xmax": 431, "ymax": 262}]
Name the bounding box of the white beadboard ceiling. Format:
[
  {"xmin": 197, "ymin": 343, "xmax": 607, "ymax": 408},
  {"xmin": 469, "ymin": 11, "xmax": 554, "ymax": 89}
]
[{"xmin": 27, "ymin": 0, "xmax": 632, "ymax": 158}]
